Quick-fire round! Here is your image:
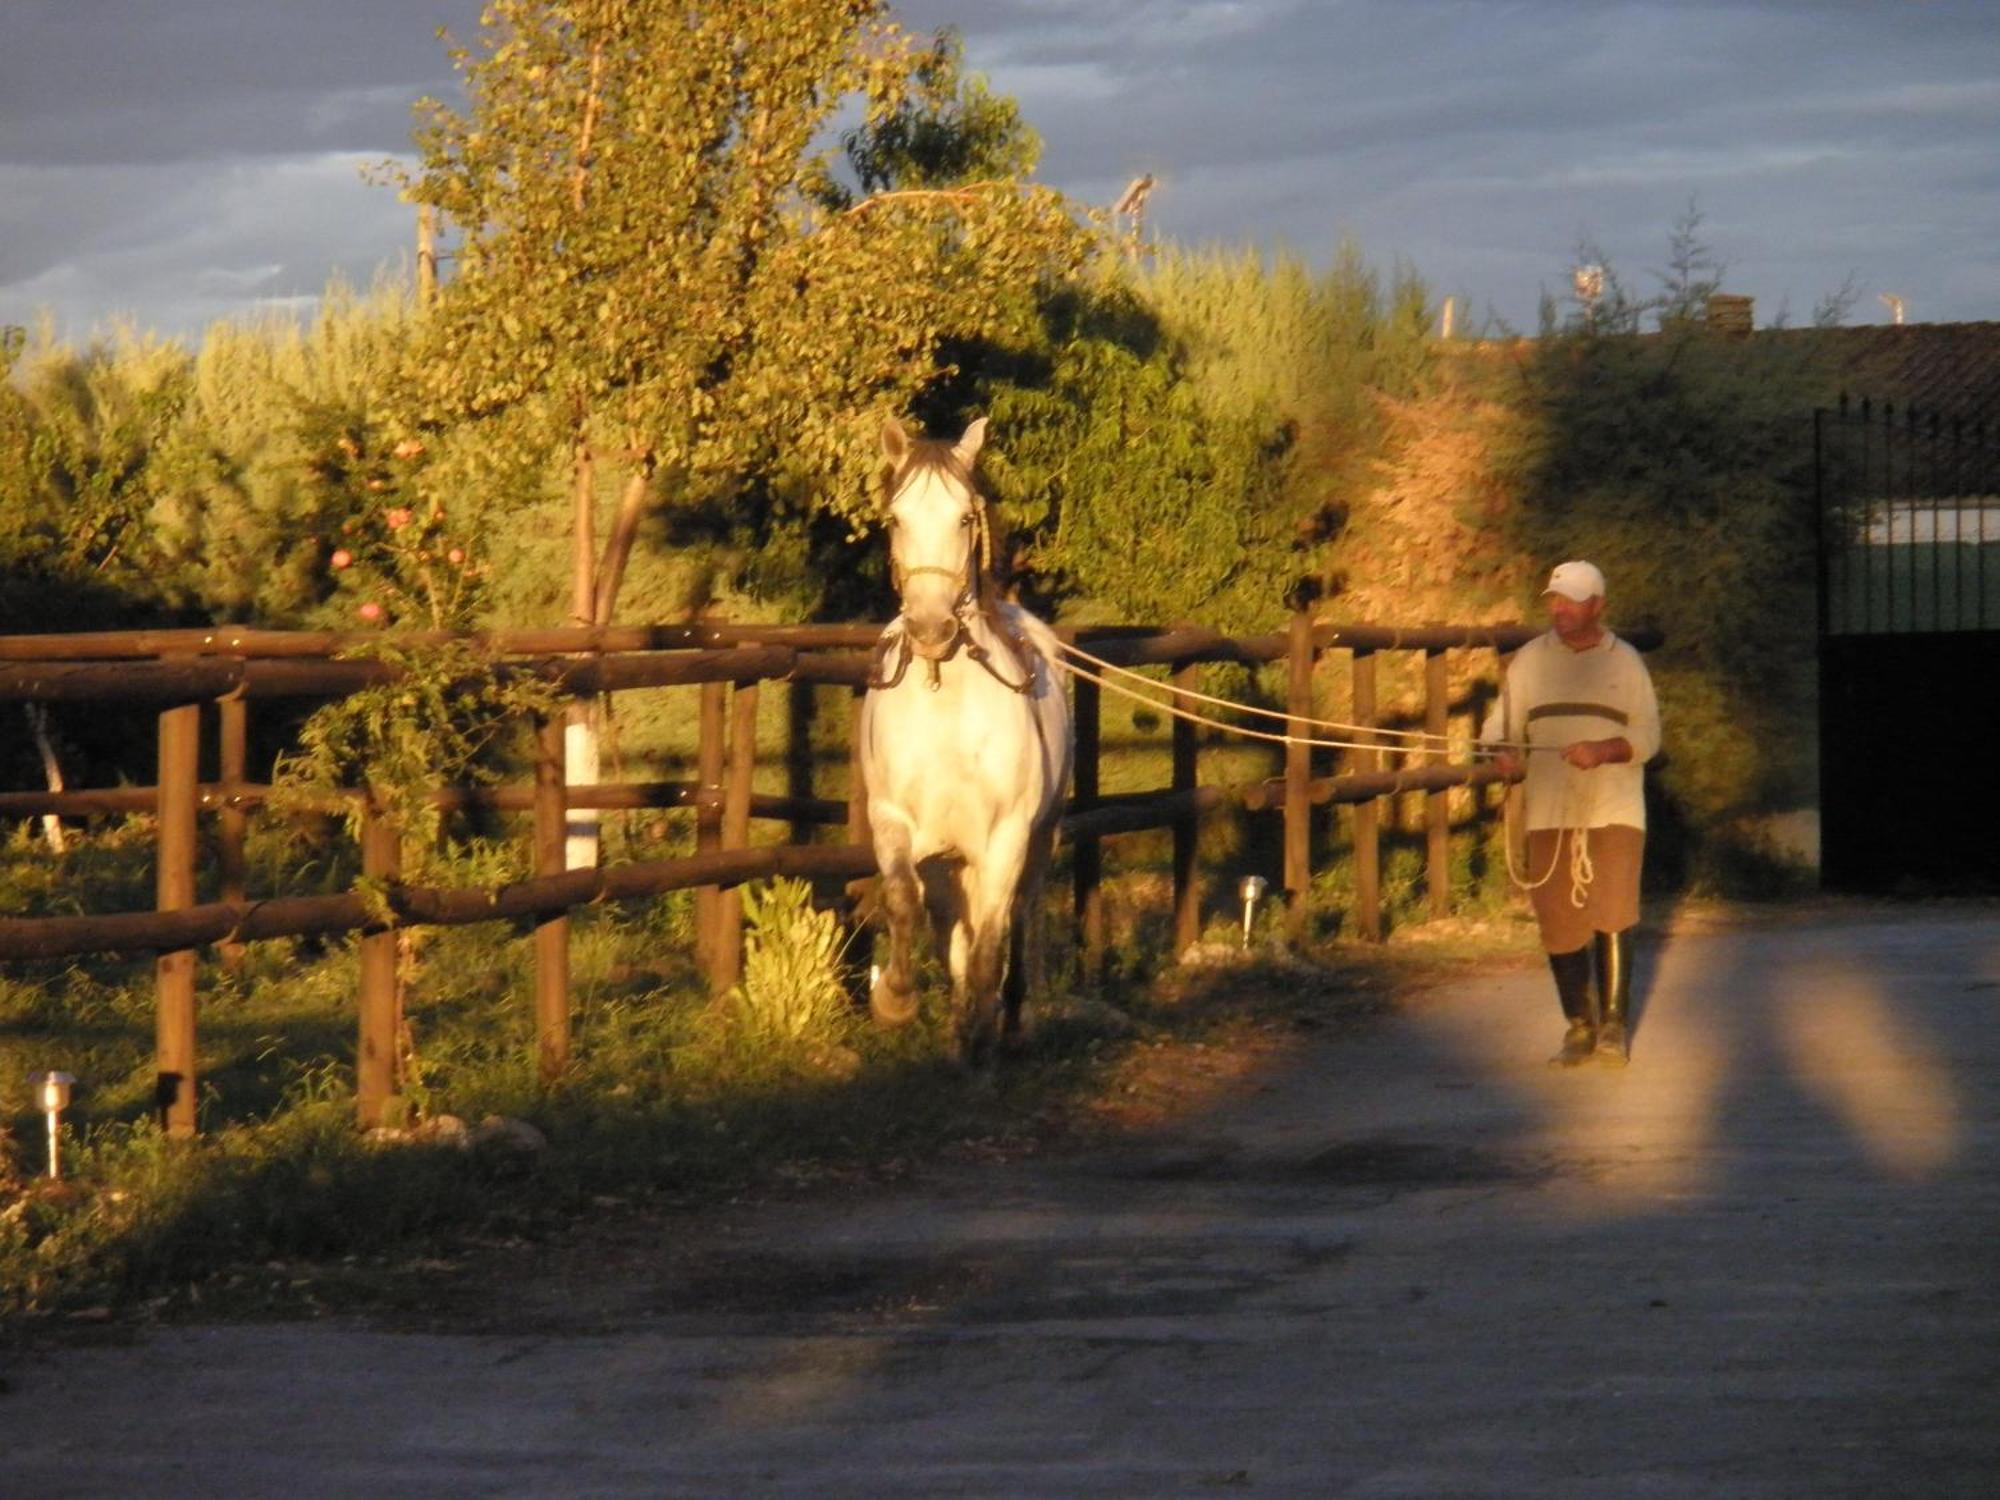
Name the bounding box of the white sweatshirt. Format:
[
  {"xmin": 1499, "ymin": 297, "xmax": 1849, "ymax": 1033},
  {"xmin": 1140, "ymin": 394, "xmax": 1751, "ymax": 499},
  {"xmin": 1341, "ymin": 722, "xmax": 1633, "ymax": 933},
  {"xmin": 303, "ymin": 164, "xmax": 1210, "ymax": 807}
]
[{"xmin": 1479, "ymin": 630, "xmax": 1661, "ymax": 831}]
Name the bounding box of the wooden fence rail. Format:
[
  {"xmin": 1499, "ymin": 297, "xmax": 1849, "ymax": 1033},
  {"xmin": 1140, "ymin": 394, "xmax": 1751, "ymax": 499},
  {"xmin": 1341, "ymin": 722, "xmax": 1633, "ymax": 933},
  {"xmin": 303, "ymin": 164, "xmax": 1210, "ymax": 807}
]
[{"xmin": 0, "ymin": 615, "xmax": 1658, "ymax": 1135}]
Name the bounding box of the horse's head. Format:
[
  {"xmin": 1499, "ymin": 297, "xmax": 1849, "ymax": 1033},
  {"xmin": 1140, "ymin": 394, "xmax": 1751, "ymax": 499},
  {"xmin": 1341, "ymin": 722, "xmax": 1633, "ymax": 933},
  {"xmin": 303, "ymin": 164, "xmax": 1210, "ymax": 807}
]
[{"xmin": 880, "ymin": 416, "xmax": 990, "ymax": 660}]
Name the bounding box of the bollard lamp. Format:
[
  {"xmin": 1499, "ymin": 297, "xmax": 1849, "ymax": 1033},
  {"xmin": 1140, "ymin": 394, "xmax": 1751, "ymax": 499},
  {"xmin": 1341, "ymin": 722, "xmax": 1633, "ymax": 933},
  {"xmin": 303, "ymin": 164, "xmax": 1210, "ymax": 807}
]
[
  {"xmin": 1237, "ymin": 875, "xmax": 1268, "ymax": 950},
  {"xmin": 31, "ymin": 1071, "xmax": 75, "ymax": 1180}
]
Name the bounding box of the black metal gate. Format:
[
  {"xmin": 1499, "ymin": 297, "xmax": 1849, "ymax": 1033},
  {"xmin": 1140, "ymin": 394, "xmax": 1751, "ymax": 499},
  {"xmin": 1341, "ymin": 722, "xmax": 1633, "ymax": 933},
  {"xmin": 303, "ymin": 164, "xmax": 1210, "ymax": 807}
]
[{"xmin": 1816, "ymin": 396, "xmax": 2000, "ymax": 890}]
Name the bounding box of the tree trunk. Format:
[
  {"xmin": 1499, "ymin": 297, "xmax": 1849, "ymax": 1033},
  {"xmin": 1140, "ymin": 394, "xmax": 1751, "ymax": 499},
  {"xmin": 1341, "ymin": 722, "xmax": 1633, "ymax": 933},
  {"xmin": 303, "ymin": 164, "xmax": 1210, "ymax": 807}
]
[{"xmin": 592, "ymin": 465, "xmax": 654, "ymax": 629}]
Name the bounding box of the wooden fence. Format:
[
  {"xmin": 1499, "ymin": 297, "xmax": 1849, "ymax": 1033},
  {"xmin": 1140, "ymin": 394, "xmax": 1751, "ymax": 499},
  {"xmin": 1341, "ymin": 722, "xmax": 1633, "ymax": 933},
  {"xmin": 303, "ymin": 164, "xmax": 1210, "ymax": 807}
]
[{"xmin": 0, "ymin": 617, "xmax": 1654, "ymax": 1135}]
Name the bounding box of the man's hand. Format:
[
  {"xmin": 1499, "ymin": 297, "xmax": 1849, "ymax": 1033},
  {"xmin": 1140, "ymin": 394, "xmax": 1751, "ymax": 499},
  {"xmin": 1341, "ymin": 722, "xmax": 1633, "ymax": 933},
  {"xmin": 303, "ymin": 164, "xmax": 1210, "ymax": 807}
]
[
  {"xmin": 1561, "ymin": 737, "xmax": 1632, "ymax": 770},
  {"xmin": 1492, "ymin": 750, "xmax": 1522, "ymax": 779}
]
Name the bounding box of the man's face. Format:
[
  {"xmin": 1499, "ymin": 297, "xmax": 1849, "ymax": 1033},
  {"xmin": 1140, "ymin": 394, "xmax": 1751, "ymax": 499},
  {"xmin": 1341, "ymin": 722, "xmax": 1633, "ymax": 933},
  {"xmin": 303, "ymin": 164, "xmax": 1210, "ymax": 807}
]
[{"xmin": 1547, "ymin": 591, "xmax": 1605, "ymax": 645}]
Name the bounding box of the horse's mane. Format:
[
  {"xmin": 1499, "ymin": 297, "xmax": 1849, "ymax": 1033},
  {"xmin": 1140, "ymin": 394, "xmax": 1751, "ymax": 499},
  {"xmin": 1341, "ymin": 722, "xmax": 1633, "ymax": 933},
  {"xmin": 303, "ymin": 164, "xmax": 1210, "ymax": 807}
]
[{"xmin": 881, "ymin": 438, "xmax": 977, "ymax": 503}]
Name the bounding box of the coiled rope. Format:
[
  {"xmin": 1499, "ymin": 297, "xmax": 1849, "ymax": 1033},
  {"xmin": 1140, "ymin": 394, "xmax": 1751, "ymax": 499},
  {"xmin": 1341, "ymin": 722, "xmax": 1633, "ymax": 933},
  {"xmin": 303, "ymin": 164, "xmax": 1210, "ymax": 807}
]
[{"xmin": 1502, "ymin": 778, "xmax": 1597, "ymax": 908}]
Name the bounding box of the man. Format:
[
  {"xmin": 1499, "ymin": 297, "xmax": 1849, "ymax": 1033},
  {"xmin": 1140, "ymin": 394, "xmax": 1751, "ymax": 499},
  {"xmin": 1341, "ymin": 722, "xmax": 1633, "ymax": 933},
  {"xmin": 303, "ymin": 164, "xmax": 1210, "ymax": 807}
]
[{"xmin": 1482, "ymin": 561, "xmax": 1661, "ymax": 1066}]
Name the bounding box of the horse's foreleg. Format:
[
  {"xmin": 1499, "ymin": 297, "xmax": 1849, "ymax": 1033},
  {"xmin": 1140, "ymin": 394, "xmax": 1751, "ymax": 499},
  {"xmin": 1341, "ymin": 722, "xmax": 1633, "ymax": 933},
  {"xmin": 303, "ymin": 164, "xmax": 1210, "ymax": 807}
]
[
  {"xmin": 956, "ymin": 833, "xmax": 1030, "ymax": 1068},
  {"xmin": 1004, "ymin": 823, "xmax": 1056, "ymax": 1045},
  {"xmin": 870, "ymin": 832, "xmax": 922, "ymax": 1027}
]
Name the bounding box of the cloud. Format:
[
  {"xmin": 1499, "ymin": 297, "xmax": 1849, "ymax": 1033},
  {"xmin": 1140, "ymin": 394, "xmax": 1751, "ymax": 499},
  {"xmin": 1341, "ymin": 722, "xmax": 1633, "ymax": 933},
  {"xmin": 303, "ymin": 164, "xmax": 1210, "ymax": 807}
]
[
  {"xmin": 1, "ymin": 0, "xmax": 1995, "ymax": 341},
  {"xmin": 0, "ymin": 0, "xmax": 477, "ymax": 166},
  {"xmin": 0, "ymin": 153, "xmax": 420, "ymax": 343}
]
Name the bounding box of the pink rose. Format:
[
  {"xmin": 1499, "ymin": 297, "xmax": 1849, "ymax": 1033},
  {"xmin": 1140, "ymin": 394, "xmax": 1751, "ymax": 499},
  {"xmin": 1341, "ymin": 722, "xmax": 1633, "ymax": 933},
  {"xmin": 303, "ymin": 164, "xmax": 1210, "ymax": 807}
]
[
  {"xmin": 330, "ymin": 548, "xmax": 353, "ymax": 571},
  {"xmin": 385, "ymin": 508, "xmax": 413, "ymax": 531},
  {"xmin": 357, "ymin": 601, "xmax": 384, "ymax": 623}
]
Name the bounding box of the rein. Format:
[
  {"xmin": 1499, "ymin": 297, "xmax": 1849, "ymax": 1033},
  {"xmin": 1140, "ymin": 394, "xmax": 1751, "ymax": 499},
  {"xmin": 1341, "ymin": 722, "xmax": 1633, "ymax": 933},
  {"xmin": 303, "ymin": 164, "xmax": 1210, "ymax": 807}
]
[{"xmin": 865, "ymin": 611, "xmax": 1039, "ymax": 695}]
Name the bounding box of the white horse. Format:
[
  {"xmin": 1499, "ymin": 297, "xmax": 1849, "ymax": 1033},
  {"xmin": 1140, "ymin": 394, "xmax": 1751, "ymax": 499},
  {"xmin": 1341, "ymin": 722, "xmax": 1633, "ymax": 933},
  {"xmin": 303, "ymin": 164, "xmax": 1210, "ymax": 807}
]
[{"xmin": 858, "ymin": 417, "xmax": 1073, "ymax": 1064}]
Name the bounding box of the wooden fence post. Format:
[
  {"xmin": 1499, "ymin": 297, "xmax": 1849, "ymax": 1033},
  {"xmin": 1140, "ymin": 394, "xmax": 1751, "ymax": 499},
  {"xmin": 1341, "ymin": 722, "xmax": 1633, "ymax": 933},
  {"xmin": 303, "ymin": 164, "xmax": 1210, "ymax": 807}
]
[
  {"xmin": 356, "ymin": 801, "xmax": 401, "ymax": 1128},
  {"xmin": 1283, "ymin": 612, "xmax": 1314, "ymax": 936},
  {"xmin": 1350, "ymin": 648, "xmax": 1381, "ymax": 942},
  {"xmin": 694, "ymin": 680, "xmax": 727, "ymax": 987},
  {"xmin": 1072, "ymin": 672, "xmax": 1104, "ymax": 982},
  {"xmin": 713, "ymin": 679, "xmax": 760, "ymax": 994},
  {"xmin": 845, "ymin": 684, "xmax": 875, "ymax": 991},
  {"xmin": 533, "ymin": 714, "xmax": 570, "ymax": 1081},
  {"xmin": 1171, "ymin": 657, "xmax": 1200, "ymax": 954},
  {"xmin": 1424, "ymin": 648, "xmax": 1451, "ymax": 920},
  {"xmin": 786, "ymin": 680, "xmax": 816, "ymax": 847},
  {"xmin": 217, "ymin": 694, "xmax": 248, "ymax": 972},
  {"xmin": 154, "ymin": 701, "xmax": 201, "ymax": 1138}
]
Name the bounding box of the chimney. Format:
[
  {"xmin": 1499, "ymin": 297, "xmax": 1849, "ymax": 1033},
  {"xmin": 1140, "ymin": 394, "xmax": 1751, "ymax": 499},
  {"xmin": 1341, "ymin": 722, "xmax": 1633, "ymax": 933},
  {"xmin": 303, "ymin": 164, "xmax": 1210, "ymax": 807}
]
[{"xmin": 1706, "ymin": 293, "xmax": 1754, "ymax": 336}]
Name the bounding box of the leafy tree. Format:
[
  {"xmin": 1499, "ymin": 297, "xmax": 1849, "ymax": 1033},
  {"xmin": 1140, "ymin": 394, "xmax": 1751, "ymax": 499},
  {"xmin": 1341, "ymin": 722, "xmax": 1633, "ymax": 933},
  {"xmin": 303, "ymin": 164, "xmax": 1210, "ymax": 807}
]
[
  {"xmin": 0, "ymin": 323, "xmax": 191, "ymax": 621},
  {"xmin": 838, "ymin": 29, "xmax": 1038, "ymax": 200},
  {"xmin": 393, "ymin": 0, "xmax": 1090, "ymax": 632},
  {"xmin": 143, "ymin": 286, "xmax": 487, "ymax": 628},
  {"xmin": 1652, "ymin": 198, "xmax": 1726, "ymax": 331},
  {"xmin": 983, "ymin": 283, "xmax": 1293, "ymax": 631},
  {"xmin": 982, "ymin": 245, "xmax": 1440, "ymax": 631}
]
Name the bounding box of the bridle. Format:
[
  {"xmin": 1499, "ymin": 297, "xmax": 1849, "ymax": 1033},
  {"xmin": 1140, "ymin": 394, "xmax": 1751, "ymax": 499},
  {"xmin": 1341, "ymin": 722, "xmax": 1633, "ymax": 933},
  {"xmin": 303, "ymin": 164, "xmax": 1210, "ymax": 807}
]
[{"xmin": 870, "ymin": 456, "xmax": 1032, "ymax": 695}]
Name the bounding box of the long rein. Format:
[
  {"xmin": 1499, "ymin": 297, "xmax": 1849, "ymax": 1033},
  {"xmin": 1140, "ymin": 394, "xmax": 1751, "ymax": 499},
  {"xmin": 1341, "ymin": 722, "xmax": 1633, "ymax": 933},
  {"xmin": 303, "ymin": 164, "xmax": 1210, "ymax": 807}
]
[{"xmin": 1046, "ymin": 635, "xmax": 1598, "ymax": 907}]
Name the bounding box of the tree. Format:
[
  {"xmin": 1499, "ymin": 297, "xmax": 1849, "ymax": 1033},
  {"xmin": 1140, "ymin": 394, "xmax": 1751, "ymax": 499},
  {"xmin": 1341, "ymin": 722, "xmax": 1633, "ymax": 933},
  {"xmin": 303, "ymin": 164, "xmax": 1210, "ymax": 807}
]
[
  {"xmin": 396, "ymin": 0, "xmax": 1088, "ymax": 629},
  {"xmin": 389, "ymin": 2, "xmax": 1087, "ymax": 865}
]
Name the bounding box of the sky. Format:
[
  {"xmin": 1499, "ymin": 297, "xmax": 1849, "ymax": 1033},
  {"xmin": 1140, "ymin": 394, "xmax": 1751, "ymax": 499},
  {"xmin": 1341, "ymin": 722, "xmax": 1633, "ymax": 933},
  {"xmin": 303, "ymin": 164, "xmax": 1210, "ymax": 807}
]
[{"xmin": 2, "ymin": 0, "xmax": 1994, "ymax": 347}]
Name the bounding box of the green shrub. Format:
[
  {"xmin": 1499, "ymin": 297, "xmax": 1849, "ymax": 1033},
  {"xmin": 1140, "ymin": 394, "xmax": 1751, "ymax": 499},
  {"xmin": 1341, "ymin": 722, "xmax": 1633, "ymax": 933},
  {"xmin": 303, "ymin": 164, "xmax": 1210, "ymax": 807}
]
[{"xmin": 726, "ymin": 878, "xmax": 855, "ymax": 1050}]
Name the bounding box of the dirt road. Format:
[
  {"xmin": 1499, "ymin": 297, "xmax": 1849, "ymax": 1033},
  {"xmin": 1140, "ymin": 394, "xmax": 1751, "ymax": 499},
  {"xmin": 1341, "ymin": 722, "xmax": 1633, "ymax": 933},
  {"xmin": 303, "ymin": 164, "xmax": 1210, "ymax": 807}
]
[{"xmin": 7, "ymin": 907, "xmax": 1997, "ymax": 1496}]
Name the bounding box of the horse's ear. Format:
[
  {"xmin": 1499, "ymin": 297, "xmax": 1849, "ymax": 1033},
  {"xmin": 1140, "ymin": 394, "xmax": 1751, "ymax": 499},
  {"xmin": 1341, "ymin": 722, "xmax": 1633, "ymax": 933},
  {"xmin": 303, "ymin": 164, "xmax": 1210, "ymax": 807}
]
[
  {"xmin": 881, "ymin": 418, "xmax": 911, "ymax": 466},
  {"xmin": 953, "ymin": 417, "xmax": 988, "ymax": 467}
]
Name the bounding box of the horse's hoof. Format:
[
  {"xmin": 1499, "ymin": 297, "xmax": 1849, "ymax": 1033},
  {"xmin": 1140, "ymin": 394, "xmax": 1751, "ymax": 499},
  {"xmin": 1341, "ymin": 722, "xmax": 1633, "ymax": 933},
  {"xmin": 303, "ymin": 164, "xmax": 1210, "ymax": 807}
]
[{"xmin": 870, "ymin": 975, "xmax": 918, "ymax": 1026}]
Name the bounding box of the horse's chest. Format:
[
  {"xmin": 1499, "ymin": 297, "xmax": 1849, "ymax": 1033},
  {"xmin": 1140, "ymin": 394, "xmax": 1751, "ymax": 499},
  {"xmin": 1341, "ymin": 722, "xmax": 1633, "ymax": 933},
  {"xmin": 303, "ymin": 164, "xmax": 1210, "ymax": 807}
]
[{"xmin": 865, "ymin": 687, "xmax": 1043, "ymax": 830}]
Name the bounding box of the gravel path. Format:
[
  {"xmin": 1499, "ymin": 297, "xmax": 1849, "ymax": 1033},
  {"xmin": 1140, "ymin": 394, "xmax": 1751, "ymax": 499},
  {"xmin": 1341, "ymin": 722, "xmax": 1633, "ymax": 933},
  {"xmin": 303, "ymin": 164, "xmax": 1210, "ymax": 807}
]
[{"xmin": 6, "ymin": 907, "xmax": 1996, "ymax": 1497}]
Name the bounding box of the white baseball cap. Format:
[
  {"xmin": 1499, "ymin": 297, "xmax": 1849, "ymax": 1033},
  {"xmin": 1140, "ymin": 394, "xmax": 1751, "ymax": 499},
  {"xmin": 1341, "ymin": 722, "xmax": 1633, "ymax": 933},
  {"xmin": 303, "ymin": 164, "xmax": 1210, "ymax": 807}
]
[{"xmin": 1543, "ymin": 560, "xmax": 1605, "ymax": 602}]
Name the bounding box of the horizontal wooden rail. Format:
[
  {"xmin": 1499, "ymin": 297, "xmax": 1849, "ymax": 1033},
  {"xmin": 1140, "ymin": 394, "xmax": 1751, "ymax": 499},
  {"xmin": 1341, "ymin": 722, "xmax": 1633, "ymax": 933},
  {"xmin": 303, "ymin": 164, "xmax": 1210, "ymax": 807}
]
[
  {"xmin": 0, "ymin": 781, "xmax": 848, "ymax": 825},
  {"xmin": 1065, "ymin": 786, "xmax": 1231, "ymax": 839},
  {"xmin": 0, "ymin": 756, "xmax": 1526, "ymax": 960},
  {"xmin": 1238, "ymin": 761, "xmax": 1523, "ymax": 811},
  {"xmin": 1079, "ymin": 621, "xmax": 1661, "ymax": 669},
  {"xmin": 0, "ymin": 843, "xmax": 880, "ymax": 962},
  {"xmin": 0, "ymin": 620, "xmax": 1662, "ymax": 673},
  {"xmin": 1069, "ymin": 762, "xmax": 1523, "ymax": 832},
  {"xmin": 0, "ymin": 622, "xmax": 887, "ymax": 661},
  {"xmin": 0, "ymin": 645, "xmax": 875, "ymax": 706}
]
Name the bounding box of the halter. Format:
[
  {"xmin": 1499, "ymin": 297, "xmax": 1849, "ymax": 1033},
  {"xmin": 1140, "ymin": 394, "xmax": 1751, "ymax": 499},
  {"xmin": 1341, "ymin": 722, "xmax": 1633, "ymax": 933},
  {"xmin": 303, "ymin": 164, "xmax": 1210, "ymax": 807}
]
[
  {"xmin": 873, "ymin": 449, "xmax": 1033, "ymax": 695},
  {"xmin": 885, "ymin": 473, "xmax": 992, "ymax": 619}
]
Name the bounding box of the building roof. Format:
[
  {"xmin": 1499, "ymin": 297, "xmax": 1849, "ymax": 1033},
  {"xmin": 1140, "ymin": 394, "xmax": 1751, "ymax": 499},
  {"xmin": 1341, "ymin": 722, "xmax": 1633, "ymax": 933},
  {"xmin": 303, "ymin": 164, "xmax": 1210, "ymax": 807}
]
[
  {"xmin": 1454, "ymin": 314, "xmax": 2000, "ymax": 431},
  {"xmin": 1801, "ymin": 322, "xmax": 2000, "ymax": 430}
]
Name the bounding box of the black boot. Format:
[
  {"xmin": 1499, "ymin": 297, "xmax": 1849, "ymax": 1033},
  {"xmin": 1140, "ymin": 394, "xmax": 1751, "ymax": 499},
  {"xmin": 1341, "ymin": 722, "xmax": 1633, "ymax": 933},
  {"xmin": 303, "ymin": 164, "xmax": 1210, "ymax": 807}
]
[
  {"xmin": 1546, "ymin": 945, "xmax": 1596, "ymax": 1067},
  {"xmin": 1593, "ymin": 929, "xmax": 1631, "ymax": 1066}
]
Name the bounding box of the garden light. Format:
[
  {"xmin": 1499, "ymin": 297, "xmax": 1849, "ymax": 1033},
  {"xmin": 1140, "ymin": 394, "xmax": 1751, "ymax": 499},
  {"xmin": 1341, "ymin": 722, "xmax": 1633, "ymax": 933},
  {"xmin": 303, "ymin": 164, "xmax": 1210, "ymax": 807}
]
[
  {"xmin": 32, "ymin": 1071, "xmax": 75, "ymax": 1180},
  {"xmin": 1237, "ymin": 875, "xmax": 1268, "ymax": 950}
]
